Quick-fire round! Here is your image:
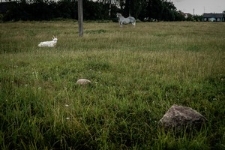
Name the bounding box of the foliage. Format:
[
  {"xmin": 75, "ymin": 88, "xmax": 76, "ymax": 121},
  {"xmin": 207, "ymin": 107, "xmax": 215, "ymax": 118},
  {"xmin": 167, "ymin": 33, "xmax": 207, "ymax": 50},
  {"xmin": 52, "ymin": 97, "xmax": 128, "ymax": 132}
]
[
  {"xmin": 0, "ymin": 0, "xmax": 201, "ymax": 21},
  {"xmin": 1, "ymin": 0, "xmax": 117, "ymax": 21}
]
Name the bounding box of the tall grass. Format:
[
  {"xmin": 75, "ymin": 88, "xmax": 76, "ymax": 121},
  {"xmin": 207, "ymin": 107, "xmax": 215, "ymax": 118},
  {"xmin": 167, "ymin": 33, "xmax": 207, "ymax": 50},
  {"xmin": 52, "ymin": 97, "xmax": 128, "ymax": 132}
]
[{"xmin": 0, "ymin": 20, "xmax": 225, "ymax": 149}]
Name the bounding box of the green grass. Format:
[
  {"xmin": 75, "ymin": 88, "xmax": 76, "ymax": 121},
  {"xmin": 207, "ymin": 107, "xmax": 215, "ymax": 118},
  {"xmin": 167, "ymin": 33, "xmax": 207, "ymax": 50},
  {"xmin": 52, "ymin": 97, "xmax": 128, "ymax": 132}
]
[{"xmin": 0, "ymin": 20, "xmax": 225, "ymax": 149}]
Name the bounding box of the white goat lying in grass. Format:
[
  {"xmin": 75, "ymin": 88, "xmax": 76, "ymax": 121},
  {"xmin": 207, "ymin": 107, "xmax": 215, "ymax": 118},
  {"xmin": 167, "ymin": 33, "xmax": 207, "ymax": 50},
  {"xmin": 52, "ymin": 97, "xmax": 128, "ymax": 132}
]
[{"xmin": 38, "ymin": 36, "xmax": 58, "ymax": 47}]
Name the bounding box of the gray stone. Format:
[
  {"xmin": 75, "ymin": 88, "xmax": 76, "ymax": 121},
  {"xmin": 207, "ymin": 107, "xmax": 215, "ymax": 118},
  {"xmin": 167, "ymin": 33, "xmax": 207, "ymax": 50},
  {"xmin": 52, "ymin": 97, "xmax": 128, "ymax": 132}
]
[
  {"xmin": 76, "ymin": 79, "xmax": 91, "ymax": 85},
  {"xmin": 159, "ymin": 104, "xmax": 207, "ymax": 130}
]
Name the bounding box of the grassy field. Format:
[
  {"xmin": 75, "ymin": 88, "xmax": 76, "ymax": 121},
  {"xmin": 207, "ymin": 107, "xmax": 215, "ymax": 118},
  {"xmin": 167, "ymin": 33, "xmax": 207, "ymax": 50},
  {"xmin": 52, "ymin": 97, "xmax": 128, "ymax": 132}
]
[{"xmin": 0, "ymin": 20, "xmax": 225, "ymax": 149}]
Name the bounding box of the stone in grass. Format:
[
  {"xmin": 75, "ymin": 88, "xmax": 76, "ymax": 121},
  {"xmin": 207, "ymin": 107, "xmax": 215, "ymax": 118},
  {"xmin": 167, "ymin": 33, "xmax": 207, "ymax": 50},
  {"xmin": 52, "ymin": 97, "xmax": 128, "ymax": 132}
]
[
  {"xmin": 76, "ymin": 79, "xmax": 91, "ymax": 85},
  {"xmin": 159, "ymin": 104, "xmax": 207, "ymax": 131}
]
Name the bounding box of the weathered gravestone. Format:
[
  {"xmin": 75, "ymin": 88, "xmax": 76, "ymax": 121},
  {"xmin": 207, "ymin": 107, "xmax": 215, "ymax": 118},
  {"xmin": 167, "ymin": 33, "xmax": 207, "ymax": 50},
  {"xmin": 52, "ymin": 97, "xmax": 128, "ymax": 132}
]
[{"xmin": 159, "ymin": 104, "xmax": 207, "ymax": 131}]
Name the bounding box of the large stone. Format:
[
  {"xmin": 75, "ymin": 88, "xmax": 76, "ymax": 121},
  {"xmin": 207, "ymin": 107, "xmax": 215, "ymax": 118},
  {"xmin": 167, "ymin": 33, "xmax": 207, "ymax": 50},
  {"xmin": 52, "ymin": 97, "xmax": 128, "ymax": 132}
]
[{"xmin": 159, "ymin": 104, "xmax": 207, "ymax": 130}]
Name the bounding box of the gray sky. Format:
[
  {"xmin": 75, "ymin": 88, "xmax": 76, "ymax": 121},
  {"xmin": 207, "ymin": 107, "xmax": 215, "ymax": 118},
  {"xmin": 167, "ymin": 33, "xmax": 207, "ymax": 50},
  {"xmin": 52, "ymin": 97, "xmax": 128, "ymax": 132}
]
[{"xmin": 171, "ymin": 0, "xmax": 225, "ymax": 15}]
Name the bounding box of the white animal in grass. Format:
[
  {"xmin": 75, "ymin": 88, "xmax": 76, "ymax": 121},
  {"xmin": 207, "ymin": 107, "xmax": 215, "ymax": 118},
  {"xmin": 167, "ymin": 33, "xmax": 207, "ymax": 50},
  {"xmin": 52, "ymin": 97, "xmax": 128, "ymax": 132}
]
[
  {"xmin": 38, "ymin": 36, "xmax": 58, "ymax": 47},
  {"xmin": 116, "ymin": 13, "xmax": 136, "ymax": 27}
]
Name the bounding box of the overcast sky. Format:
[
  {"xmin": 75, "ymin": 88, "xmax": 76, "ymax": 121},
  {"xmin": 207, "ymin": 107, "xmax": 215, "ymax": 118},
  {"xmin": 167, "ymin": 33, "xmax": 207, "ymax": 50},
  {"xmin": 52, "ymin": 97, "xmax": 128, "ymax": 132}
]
[{"xmin": 170, "ymin": 0, "xmax": 225, "ymax": 15}]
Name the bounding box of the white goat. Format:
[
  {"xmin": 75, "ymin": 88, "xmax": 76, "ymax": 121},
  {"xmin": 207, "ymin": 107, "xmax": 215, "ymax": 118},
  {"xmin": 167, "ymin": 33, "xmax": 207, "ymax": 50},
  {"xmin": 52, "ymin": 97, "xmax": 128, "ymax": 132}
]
[{"xmin": 38, "ymin": 36, "xmax": 58, "ymax": 47}]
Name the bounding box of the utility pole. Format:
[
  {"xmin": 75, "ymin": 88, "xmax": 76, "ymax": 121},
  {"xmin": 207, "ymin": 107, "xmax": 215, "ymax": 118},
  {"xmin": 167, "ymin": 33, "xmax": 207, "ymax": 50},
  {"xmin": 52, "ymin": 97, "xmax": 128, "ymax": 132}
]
[
  {"xmin": 109, "ymin": 2, "xmax": 111, "ymax": 17},
  {"xmin": 78, "ymin": 0, "xmax": 83, "ymax": 37}
]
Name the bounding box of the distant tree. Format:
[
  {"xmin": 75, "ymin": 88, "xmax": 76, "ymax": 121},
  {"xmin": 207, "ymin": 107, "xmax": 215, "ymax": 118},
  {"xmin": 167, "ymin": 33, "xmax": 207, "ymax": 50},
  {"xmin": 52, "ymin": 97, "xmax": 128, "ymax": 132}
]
[
  {"xmin": 129, "ymin": 0, "xmax": 146, "ymax": 18},
  {"xmin": 2, "ymin": 0, "xmax": 186, "ymax": 21},
  {"xmin": 174, "ymin": 10, "xmax": 185, "ymax": 21},
  {"xmin": 161, "ymin": 1, "xmax": 176, "ymax": 21},
  {"xmin": 192, "ymin": 15, "xmax": 202, "ymax": 22},
  {"xmin": 91, "ymin": 0, "xmax": 181, "ymax": 21},
  {"xmin": 185, "ymin": 13, "xmax": 193, "ymax": 21},
  {"xmin": 95, "ymin": 0, "xmax": 118, "ymax": 18}
]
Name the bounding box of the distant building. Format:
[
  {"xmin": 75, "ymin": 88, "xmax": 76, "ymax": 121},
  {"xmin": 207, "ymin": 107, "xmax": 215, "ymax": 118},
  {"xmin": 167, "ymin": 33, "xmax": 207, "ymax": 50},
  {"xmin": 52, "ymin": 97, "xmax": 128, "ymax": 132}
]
[{"xmin": 202, "ymin": 13, "xmax": 225, "ymax": 22}]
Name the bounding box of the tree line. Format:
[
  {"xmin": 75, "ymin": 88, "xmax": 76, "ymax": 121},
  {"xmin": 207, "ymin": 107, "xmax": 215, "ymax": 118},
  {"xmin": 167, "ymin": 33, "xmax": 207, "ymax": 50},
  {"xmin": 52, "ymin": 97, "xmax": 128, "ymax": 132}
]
[{"xmin": 1, "ymin": 0, "xmax": 202, "ymax": 22}]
